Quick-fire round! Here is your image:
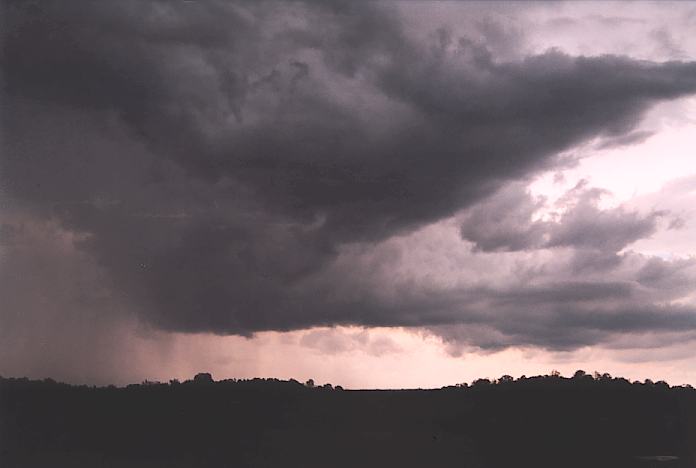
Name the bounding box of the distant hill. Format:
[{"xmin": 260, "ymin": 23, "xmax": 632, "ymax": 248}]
[{"xmin": 1, "ymin": 373, "xmax": 695, "ymax": 468}]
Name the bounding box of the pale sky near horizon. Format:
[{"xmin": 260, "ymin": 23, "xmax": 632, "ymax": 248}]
[{"xmin": 1, "ymin": 1, "xmax": 696, "ymax": 388}]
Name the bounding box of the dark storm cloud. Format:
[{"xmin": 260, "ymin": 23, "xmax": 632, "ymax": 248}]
[
  {"xmin": 427, "ymin": 264, "xmax": 696, "ymax": 352},
  {"xmin": 433, "ymin": 303, "xmax": 696, "ymax": 353},
  {"xmin": 459, "ymin": 183, "xmax": 549, "ymax": 252},
  {"xmin": 460, "ymin": 181, "xmax": 664, "ymax": 253},
  {"xmin": 3, "ymin": 0, "xmax": 696, "ymax": 348}
]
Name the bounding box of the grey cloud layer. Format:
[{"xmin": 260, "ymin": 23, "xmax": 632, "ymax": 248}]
[
  {"xmin": 2, "ymin": 1, "xmax": 696, "ymax": 348},
  {"xmin": 460, "ymin": 181, "xmax": 664, "ymax": 253}
]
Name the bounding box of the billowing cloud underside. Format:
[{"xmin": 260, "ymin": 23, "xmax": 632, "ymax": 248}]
[{"xmin": 2, "ymin": 1, "xmax": 696, "ymax": 350}]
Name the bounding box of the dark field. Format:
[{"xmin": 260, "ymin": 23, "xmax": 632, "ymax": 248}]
[{"xmin": 1, "ymin": 374, "xmax": 695, "ymax": 468}]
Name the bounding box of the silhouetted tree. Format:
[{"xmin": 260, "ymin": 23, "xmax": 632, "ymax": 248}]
[
  {"xmin": 472, "ymin": 378, "xmax": 491, "ymax": 388},
  {"xmin": 498, "ymin": 375, "xmax": 514, "ymax": 384},
  {"xmin": 3, "ymin": 374, "xmax": 694, "ymax": 468},
  {"xmin": 193, "ymin": 372, "xmax": 214, "ymax": 384}
]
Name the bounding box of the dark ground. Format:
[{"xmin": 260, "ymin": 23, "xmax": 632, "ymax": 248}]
[{"xmin": 1, "ymin": 373, "xmax": 695, "ymax": 468}]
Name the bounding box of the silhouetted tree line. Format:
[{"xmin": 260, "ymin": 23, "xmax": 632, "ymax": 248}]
[{"xmin": 1, "ymin": 371, "xmax": 695, "ymax": 468}]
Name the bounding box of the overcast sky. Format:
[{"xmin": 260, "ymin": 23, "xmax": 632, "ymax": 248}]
[{"xmin": 2, "ymin": 1, "xmax": 696, "ymax": 388}]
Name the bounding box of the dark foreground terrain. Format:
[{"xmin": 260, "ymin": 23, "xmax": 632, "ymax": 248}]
[{"xmin": 1, "ymin": 373, "xmax": 695, "ymax": 468}]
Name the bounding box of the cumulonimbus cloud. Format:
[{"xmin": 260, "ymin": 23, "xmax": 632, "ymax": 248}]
[{"xmin": 2, "ymin": 1, "xmax": 696, "ymax": 350}]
